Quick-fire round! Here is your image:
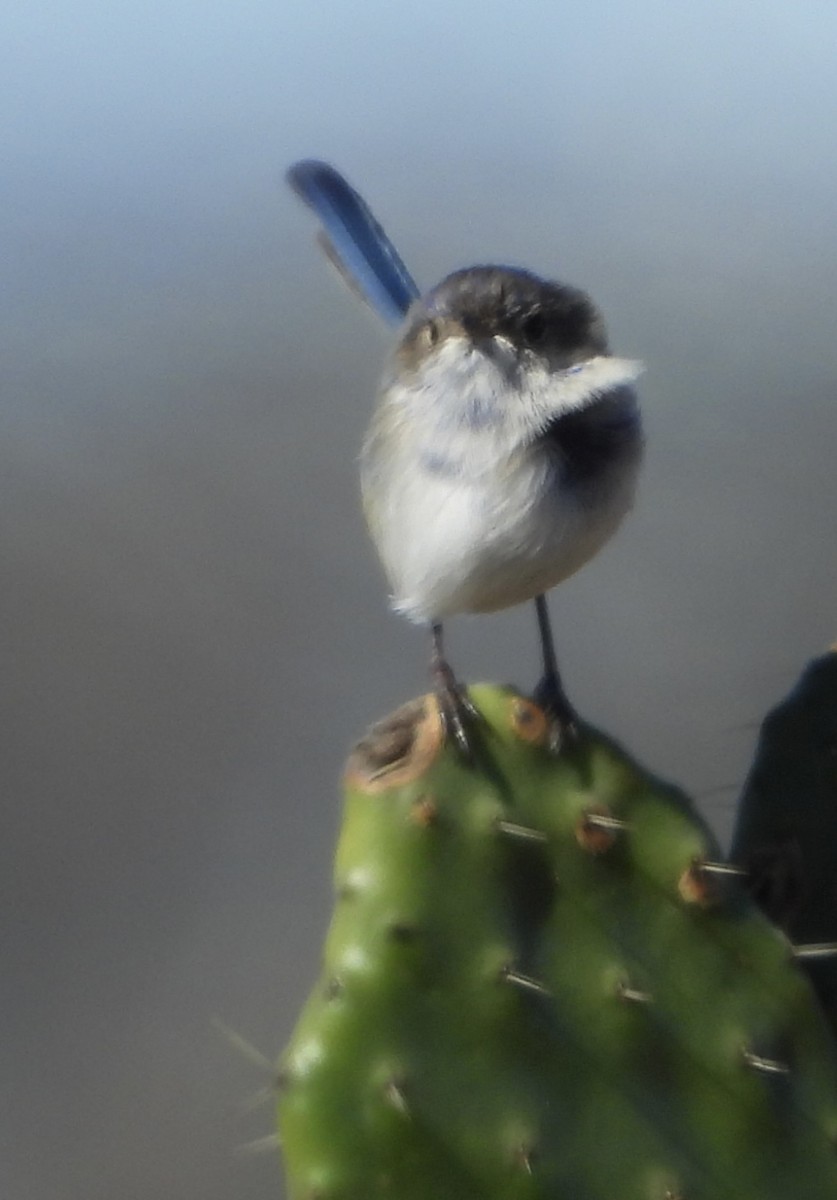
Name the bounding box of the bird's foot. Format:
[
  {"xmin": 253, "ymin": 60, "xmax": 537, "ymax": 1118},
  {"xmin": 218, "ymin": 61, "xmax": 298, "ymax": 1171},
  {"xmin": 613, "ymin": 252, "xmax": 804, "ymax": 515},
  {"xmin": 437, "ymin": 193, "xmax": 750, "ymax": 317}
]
[
  {"xmin": 533, "ymin": 672, "xmax": 578, "ymax": 753},
  {"xmin": 432, "ymin": 659, "xmax": 481, "ymax": 765}
]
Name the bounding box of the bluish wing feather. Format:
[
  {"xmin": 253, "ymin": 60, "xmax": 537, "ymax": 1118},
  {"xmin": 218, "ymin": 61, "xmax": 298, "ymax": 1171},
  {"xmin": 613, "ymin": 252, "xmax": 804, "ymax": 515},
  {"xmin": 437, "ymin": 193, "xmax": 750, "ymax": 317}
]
[{"xmin": 287, "ymin": 160, "xmax": 419, "ymax": 327}]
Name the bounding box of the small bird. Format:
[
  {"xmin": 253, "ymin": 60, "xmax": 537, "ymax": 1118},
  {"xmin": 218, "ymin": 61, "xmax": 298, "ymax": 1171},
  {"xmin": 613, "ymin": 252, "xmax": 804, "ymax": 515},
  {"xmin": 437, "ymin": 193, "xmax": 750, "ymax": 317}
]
[{"xmin": 288, "ymin": 161, "xmax": 643, "ymax": 753}]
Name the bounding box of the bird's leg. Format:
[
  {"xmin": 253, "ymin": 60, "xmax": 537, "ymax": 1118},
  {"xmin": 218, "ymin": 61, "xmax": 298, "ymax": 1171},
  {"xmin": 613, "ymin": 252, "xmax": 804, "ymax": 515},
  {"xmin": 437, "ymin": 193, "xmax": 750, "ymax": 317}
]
[
  {"xmin": 533, "ymin": 594, "xmax": 577, "ymax": 739},
  {"xmin": 430, "ymin": 622, "xmax": 479, "ymax": 761}
]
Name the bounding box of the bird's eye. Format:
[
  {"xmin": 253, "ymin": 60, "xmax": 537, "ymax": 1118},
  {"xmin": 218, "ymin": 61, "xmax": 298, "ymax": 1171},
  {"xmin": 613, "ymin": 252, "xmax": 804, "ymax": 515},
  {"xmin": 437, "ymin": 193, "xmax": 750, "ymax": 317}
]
[
  {"xmin": 522, "ymin": 313, "xmax": 546, "ymax": 346},
  {"xmin": 425, "ymin": 319, "xmax": 440, "ymax": 346}
]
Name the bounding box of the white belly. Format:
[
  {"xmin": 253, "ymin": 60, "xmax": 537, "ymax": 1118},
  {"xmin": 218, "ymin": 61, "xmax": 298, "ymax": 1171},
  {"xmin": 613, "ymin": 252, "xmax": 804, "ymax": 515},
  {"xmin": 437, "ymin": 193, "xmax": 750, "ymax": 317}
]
[{"xmin": 366, "ymin": 450, "xmax": 636, "ymax": 623}]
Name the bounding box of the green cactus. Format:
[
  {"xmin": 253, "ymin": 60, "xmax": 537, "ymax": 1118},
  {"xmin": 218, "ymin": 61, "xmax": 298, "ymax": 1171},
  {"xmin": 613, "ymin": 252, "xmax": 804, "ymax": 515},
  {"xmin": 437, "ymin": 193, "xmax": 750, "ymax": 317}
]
[
  {"xmin": 731, "ymin": 647, "xmax": 837, "ymax": 1031},
  {"xmin": 279, "ymin": 684, "xmax": 837, "ymax": 1200}
]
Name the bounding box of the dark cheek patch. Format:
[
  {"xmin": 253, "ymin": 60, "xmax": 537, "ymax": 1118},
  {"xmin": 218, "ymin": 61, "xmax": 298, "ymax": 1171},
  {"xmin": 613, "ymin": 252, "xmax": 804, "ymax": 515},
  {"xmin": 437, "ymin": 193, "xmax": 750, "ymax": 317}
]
[{"xmin": 542, "ymin": 389, "xmax": 640, "ymax": 488}]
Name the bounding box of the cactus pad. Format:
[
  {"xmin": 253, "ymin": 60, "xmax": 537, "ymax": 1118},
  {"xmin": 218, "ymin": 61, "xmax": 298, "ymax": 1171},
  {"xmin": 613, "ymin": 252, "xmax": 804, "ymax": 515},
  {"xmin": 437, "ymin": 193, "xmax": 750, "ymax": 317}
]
[{"xmin": 279, "ymin": 686, "xmax": 837, "ymax": 1199}]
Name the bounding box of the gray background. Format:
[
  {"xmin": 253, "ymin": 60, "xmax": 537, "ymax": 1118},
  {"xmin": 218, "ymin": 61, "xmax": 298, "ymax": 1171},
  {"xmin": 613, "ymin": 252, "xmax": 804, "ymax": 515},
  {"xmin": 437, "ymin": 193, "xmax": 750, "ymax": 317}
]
[{"xmin": 5, "ymin": 1, "xmax": 837, "ymax": 1196}]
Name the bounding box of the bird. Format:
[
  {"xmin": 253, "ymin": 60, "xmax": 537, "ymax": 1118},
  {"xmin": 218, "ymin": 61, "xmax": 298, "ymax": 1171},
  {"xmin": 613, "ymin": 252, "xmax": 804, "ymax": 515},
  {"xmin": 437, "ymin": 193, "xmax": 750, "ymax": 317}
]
[{"xmin": 287, "ymin": 160, "xmax": 643, "ymax": 754}]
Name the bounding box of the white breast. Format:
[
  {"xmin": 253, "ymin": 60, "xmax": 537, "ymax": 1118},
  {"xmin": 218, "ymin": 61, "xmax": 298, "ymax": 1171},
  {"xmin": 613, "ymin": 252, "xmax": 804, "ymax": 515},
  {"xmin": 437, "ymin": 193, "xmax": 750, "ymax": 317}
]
[{"xmin": 361, "ymin": 339, "xmax": 642, "ymax": 623}]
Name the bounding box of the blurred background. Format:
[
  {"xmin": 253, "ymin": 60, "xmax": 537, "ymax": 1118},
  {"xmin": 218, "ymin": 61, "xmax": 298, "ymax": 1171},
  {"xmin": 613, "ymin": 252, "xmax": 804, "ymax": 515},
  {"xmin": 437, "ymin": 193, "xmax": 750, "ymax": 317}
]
[{"xmin": 4, "ymin": 1, "xmax": 837, "ymax": 1196}]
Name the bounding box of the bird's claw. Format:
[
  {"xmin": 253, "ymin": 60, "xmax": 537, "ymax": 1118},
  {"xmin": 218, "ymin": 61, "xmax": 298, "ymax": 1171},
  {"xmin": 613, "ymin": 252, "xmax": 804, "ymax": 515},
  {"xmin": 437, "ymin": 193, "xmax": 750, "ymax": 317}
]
[
  {"xmin": 533, "ymin": 672, "xmax": 578, "ymax": 753},
  {"xmin": 436, "ymin": 681, "xmax": 481, "ymax": 763}
]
